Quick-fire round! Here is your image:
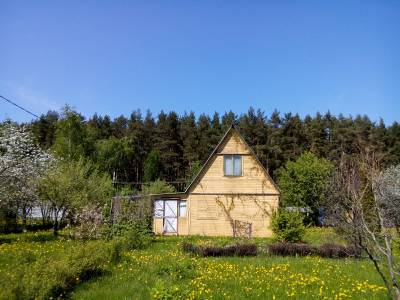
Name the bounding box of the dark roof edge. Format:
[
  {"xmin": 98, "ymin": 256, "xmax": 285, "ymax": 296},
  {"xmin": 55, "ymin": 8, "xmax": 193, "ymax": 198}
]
[{"xmin": 232, "ymin": 127, "xmax": 281, "ymax": 194}]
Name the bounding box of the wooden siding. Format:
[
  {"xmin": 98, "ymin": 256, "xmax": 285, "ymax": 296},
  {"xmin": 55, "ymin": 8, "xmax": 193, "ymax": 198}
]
[
  {"xmin": 218, "ymin": 131, "xmax": 250, "ymax": 154},
  {"xmin": 187, "ymin": 194, "xmax": 278, "ymax": 237},
  {"xmin": 192, "ymin": 132, "xmax": 279, "ymax": 195},
  {"xmin": 152, "ymin": 128, "xmax": 280, "ymax": 237},
  {"xmin": 154, "ymin": 218, "xmax": 163, "ymax": 235}
]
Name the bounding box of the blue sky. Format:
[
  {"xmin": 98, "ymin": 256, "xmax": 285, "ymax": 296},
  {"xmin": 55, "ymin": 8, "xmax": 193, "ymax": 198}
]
[{"xmin": 1, "ymin": 1, "xmax": 399, "ymax": 124}]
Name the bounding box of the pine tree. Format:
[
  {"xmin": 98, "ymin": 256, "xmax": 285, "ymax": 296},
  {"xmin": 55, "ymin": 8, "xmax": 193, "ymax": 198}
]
[
  {"xmin": 112, "ymin": 115, "xmax": 128, "ymax": 138},
  {"xmin": 154, "ymin": 111, "xmax": 183, "ymax": 181},
  {"xmin": 30, "ymin": 111, "xmax": 59, "ymax": 149},
  {"xmin": 266, "ymin": 109, "xmax": 283, "ymax": 176},
  {"xmin": 197, "ymin": 114, "xmax": 212, "ymax": 162},
  {"xmin": 127, "ymin": 110, "xmax": 145, "ymax": 182},
  {"xmin": 221, "ymin": 111, "xmax": 237, "ymax": 131},
  {"xmin": 180, "ymin": 112, "xmax": 199, "ymax": 172}
]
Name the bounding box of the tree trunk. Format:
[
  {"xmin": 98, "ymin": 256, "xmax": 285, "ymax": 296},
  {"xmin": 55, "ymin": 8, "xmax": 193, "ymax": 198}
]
[
  {"xmin": 53, "ymin": 219, "xmax": 59, "ymax": 236},
  {"xmin": 21, "ymin": 208, "xmax": 27, "ymax": 227},
  {"xmin": 53, "ymin": 209, "xmax": 59, "ymax": 236},
  {"xmin": 394, "ymin": 288, "xmax": 400, "ymax": 300}
]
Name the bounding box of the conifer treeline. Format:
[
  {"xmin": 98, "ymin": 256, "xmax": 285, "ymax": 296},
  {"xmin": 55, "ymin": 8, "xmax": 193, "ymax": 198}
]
[{"xmin": 29, "ymin": 107, "xmax": 400, "ymax": 186}]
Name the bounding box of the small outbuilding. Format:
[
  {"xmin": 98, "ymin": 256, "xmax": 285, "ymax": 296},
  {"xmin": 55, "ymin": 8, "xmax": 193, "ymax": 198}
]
[{"xmin": 152, "ymin": 125, "xmax": 280, "ymax": 237}]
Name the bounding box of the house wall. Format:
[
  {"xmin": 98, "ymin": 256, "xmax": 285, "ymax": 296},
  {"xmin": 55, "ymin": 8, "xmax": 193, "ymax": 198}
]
[
  {"xmin": 152, "ymin": 130, "xmax": 280, "ymax": 237},
  {"xmin": 187, "ymin": 194, "xmax": 279, "ymax": 237},
  {"xmin": 191, "ymin": 132, "xmax": 278, "ymax": 195},
  {"xmin": 191, "ymin": 155, "xmax": 277, "ymax": 194},
  {"xmin": 154, "ymin": 218, "xmax": 163, "ymax": 235},
  {"xmin": 153, "ymin": 199, "xmax": 189, "ymax": 235},
  {"xmin": 187, "ymin": 131, "xmax": 280, "ymax": 237}
]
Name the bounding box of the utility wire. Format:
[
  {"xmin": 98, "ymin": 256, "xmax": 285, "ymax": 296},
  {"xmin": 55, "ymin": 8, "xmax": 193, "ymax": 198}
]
[{"xmin": 0, "ymin": 94, "xmax": 39, "ymax": 119}]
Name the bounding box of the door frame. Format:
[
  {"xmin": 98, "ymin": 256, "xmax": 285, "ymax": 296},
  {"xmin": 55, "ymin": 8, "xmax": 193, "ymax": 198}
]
[{"xmin": 162, "ymin": 199, "xmax": 179, "ymax": 234}]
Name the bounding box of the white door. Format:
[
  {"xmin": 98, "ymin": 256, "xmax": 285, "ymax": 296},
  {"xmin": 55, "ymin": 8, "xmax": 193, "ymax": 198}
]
[{"xmin": 163, "ymin": 200, "xmax": 178, "ymax": 233}]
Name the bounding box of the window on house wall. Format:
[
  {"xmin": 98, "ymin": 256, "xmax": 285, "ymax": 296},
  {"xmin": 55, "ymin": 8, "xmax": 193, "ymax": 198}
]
[
  {"xmin": 154, "ymin": 199, "xmax": 164, "ymax": 218},
  {"xmin": 224, "ymin": 155, "xmax": 242, "ymax": 176},
  {"xmin": 179, "ymin": 200, "xmax": 187, "ymax": 217}
]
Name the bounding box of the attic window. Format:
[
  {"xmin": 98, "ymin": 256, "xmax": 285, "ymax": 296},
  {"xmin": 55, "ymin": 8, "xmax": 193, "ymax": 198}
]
[{"xmin": 224, "ymin": 155, "xmax": 242, "ymax": 176}]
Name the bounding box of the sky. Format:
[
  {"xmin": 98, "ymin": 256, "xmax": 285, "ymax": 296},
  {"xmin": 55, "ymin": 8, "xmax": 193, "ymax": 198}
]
[{"xmin": 1, "ymin": 1, "xmax": 399, "ymax": 124}]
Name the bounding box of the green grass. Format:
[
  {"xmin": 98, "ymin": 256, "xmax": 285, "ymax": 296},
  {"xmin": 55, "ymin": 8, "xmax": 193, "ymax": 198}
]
[
  {"xmin": 0, "ymin": 229, "xmax": 389, "ymax": 300},
  {"xmin": 73, "ymin": 233, "xmax": 387, "ymax": 300},
  {"xmin": 0, "ymin": 231, "xmax": 115, "ymax": 300}
]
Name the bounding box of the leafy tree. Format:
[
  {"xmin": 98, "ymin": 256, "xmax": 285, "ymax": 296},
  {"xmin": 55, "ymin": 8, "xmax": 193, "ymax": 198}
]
[
  {"xmin": 143, "ymin": 150, "xmax": 162, "ymax": 182},
  {"xmin": 53, "ymin": 105, "xmax": 88, "ymax": 160},
  {"xmin": 94, "ymin": 137, "xmax": 132, "ymax": 180},
  {"xmin": 37, "ymin": 158, "xmax": 113, "ymax": 235},
  {"xmin": 142, "ymin": 179, "xmax": 176, "ymax": 195},
  {"xmin": 277, "ymin": 152, "xmax": 334, "ymax": 223}
]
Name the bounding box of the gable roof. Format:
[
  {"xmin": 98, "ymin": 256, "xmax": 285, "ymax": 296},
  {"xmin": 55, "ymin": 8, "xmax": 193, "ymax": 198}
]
[{"xmin": 184, "ymin": 124, "xmax": 280, "ymax": 194}]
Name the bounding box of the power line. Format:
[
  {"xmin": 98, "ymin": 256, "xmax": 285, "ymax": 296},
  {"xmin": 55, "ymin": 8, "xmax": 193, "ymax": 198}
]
[{"xmin": 0, "ymin": 94, "xmax": 39, "ymax": 119}]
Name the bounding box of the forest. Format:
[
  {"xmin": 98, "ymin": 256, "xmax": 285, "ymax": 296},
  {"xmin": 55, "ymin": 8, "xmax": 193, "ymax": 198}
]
[
  {"xmin": 2, "ymin": 106, "xmax": 400, "ymax": 300},
  {"xmin": 27, "ymin": 105, "xmax": 400, "ymax": 191}
]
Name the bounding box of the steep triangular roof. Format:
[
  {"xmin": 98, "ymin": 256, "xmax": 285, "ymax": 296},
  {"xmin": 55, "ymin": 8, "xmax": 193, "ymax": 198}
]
[{"xmin": 184, "ymin": 124, "xmax": 280, "ymax": 194}]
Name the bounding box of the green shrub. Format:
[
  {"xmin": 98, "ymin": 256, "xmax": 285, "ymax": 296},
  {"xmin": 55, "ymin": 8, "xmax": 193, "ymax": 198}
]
[
  {"xmin": 106, "ymin": 219, "xmax": 154, "ymax": 250},
  {"xmin": 271, "ymin": 209, "xmax": 305, "ymax": 243},
  {"xmin": 0, "ymin": 239, "xmax": 113, "ymax": 300}
]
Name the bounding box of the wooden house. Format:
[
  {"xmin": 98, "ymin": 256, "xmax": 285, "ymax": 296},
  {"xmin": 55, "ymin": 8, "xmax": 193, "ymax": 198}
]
[{"xmin": 152, "ymin": 125, "xmax": 280, "ymax": 237}]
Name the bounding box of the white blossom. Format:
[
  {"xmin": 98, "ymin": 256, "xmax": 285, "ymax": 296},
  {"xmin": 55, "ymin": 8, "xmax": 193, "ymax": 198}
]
[{"xmin": 0, "ymin": 122, "xmax": 54, "ymax": 218}]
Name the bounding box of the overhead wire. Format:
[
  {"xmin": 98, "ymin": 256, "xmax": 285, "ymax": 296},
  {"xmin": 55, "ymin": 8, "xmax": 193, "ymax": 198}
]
[{"xmin": 0, "ymin": 94, "xmax": 40, "ymax": 119}]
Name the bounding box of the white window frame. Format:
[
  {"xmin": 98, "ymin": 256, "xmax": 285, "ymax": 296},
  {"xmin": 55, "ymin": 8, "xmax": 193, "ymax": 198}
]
[
  {"xmin": 178, "ymin": 200, "xmax": 187, "ymax": 217},
  {"xmin": 154, "ymin": 199, "xmax": 165, "ymax": 218},
  {"xmin": 223, "ymin": 155, "xmax": 242, "ymax": 176}
]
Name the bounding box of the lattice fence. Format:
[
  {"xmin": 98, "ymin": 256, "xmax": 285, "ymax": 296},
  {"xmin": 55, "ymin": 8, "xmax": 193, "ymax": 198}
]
[{"xmin": 233, "ymin": 220, "xmax": 252, "ymax": 238}]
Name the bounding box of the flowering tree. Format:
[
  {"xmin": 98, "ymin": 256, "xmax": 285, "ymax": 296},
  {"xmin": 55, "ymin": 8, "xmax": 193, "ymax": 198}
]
[{"xmin": 0, "ymin": 122, "xmax": 53, "ymax": 228}]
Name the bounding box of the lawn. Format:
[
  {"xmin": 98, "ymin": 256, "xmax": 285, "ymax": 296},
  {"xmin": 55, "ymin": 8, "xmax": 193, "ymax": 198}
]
[{"xmin": 0, "ymin": 228, "xmax": 389, "ymax": 300}]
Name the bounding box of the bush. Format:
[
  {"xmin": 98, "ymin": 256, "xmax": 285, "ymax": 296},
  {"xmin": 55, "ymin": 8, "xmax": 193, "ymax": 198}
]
[
  {"xmin": 267, "ymin": 242, "xmax": 361, "ymax": 258},
  {"xmin": 317, "ymin": 243, "xmax": 361, "ymax": 258},
  {"xmin": 73, "ymin": 205, "xmax": 105, "ymax": 240},
  {"xmin": 268, "ymin": 242, "xmax": 316, "ymax": 257},
  {"xmin": 182, "ymin": 242, "xmax": 257, "ymax": 257},
  {"xmin": 107, "ymin": 220, "xmax": 154, "ymax": 250},
  {"xmin": 271, "ymin": 209, "xmax": 305, "ymax": 243},
  {"xmin": 1, "ymin": 240, "xmax": 113, "ymax": 300}
]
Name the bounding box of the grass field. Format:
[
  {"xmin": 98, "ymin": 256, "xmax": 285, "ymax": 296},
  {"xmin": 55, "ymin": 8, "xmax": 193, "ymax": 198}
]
[{"xmin": 0, "ymin": 228, "xmax": 389, "ymax": 300}]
